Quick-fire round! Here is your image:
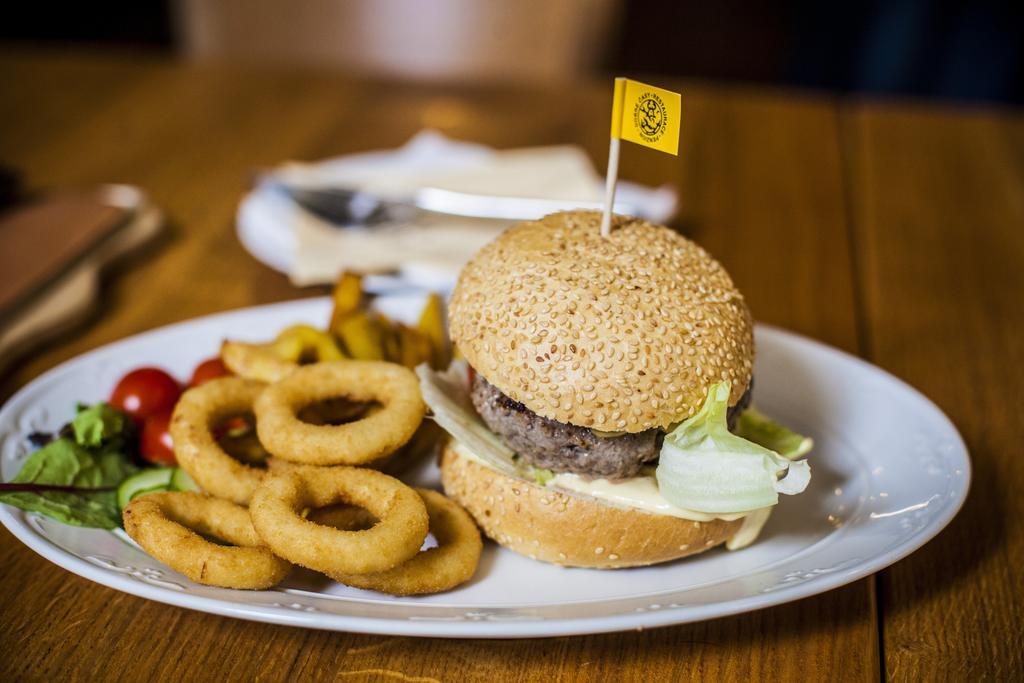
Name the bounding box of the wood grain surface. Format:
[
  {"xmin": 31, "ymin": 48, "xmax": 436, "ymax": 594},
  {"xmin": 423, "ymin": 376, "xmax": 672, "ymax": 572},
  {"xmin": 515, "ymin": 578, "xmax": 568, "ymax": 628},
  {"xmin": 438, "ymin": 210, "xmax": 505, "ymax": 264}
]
[
  {"xmin": 0, "ymin": 50, "xmax": 1019, "ymax": 681},
  {"xmin": 842, "ymin": 105, "xmax": 1024, "ymax": 680}
]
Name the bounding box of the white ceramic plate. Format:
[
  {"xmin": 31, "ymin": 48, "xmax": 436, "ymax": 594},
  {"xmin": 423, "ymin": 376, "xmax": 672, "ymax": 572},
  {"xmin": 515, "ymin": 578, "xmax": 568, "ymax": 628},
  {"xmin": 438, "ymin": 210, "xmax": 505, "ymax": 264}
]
[{"xmin": 0, "ymin": 297, "xmax": 970, "ymax": 638}]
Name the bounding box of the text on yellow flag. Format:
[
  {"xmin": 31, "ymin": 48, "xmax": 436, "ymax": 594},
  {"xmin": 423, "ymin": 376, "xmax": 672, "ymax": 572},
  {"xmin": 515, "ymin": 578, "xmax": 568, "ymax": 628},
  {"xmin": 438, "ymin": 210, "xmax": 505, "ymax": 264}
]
[{"xmin": 610, "ymin": 77, "xmax": 681, "ymax": 156}]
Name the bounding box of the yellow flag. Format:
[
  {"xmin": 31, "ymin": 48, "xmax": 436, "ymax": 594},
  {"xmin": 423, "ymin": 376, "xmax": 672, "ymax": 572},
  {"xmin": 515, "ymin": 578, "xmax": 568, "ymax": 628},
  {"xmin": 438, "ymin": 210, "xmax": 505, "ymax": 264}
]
[{"xmin": 610, "ymin": 77, "xmax": 681, "ymax": 155}]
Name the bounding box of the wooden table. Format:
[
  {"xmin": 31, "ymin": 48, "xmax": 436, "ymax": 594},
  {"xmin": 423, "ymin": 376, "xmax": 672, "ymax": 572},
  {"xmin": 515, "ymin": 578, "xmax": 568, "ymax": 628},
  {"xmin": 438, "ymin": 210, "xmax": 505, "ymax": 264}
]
[{"xmin": 1, "ymin": 51, "xmax": 1021, "ymax": 681}]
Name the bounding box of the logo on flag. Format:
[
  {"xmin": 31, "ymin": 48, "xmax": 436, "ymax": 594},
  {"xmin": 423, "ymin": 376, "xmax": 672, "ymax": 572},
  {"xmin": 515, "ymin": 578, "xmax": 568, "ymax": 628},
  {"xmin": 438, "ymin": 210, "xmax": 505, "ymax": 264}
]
[
  {"xmin": 634, "ymin": 92, "xmax": 668, "ymax": 143},
  {"xmin": 610, "ymin": 77, "xmax": 681, "ymax": 156}
]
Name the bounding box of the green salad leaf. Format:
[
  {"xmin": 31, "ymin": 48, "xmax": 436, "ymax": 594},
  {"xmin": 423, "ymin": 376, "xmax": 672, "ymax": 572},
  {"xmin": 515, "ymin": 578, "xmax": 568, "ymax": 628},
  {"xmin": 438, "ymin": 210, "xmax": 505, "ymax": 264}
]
[
  {"xmin": 735, "ymin": 407, "xmax": 813, "ymax": 459},
  {"xmin": 71, "ymin": 402, "xmax": 130, "ymax": 448},
  {"xmin": 656, "ymin": 382, "xmax": 812, "ymax": 513},
  {"xmin": 530, "ymin": 466, "xmax": 555, "ymax": 486},
  {"xmin": 0, "ymin": 402, "xmax": 138, "ymax": 529}
]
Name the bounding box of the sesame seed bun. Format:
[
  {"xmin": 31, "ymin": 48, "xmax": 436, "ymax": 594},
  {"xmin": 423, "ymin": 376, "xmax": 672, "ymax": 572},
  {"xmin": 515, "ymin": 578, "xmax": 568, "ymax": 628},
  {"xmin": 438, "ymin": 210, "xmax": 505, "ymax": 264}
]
[
  {"xmin": 448, "ymin": 211, "xmax": 754, "ymax": 432},
  {"xmin": 440, "ymin": 441, "xmax": 743, "ymax": 568}
]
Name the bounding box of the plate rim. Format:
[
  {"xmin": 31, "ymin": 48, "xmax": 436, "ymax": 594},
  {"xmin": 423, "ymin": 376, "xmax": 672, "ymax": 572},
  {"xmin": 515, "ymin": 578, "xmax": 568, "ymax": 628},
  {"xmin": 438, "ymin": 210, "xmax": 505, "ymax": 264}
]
[{"xmin": 0, "ymin": 298, "xmax": 971, "ymax": 638}]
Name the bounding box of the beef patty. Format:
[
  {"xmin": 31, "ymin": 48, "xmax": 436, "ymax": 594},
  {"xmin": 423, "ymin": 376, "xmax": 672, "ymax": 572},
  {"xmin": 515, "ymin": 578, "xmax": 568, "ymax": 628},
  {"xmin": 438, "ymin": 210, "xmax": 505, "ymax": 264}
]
[{"xmin": 470, "ymin": 373, "xmax": 753, "ymax": 480}]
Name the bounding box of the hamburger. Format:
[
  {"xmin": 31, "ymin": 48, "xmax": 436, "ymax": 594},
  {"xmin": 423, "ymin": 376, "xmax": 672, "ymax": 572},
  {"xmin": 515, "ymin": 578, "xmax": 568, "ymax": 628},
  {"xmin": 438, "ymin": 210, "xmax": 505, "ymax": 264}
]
[{"xmin": 418, "ymin": 211, "xmax": 811, "ymax": 568}]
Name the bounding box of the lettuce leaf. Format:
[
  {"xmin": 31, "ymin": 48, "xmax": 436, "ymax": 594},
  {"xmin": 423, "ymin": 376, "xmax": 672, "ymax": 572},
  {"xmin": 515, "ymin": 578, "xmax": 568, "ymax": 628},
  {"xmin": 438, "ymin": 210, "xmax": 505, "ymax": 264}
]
[
  {"xmin": 530, "ymin": 466, "xmax": 555, "ymax": 486},
  {"xmin": 416, "ymin": 363, "xmax": 519, "ymax": 476},
  {"xmin": 71, "ymin": 402, "xmax": 130, "ymax": 448},
  {"xmin": 656, "ymin": 382, "xmax": 811, "ymax": 513},
  {"xmin": 0, "ymin": 402, "xmax": 138, "ymax": 529},
  {"xmin": 735, "ymin": 407, "xmax": 813, "ymax": 459}
]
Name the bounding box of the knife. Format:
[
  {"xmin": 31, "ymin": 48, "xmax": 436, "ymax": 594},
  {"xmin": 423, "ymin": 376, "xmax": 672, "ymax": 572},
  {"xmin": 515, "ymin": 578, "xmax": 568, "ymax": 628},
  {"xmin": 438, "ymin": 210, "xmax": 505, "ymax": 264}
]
[{"xmin": 266, "ymin": 180, "xmax": 644, "ymax": 226}]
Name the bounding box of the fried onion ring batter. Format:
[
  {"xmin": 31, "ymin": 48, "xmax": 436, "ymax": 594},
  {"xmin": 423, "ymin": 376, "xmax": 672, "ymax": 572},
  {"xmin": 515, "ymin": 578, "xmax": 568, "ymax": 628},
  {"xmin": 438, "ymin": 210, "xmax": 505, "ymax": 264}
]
[
  {"xmin": 323, "ymin": 488, "xmax": 482, "ymax": 595},
  {"xmin": 171, "ymin": 377, "xmax": 268, "ymax": 505},
  {"xmin": 123, "ymin": 491, "xmax": 291, "ymax": 589},
  {"xmin": 254, "ymin": 361, "xmax": 424, "ymax": 465},
  {"xmin": 222, "ymin": 325, "xmax": 344, "ymax": 383},
  {"xmin": 249, "ymin": 467, "xmax": 428, "ymax": 575}
]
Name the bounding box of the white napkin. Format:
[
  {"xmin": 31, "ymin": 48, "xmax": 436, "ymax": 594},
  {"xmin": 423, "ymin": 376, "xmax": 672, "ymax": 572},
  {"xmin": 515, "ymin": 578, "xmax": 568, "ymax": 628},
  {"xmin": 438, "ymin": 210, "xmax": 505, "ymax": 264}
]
[{"xmin": 237, "ymin": 131, "xmax": 677, "ymax": 290}]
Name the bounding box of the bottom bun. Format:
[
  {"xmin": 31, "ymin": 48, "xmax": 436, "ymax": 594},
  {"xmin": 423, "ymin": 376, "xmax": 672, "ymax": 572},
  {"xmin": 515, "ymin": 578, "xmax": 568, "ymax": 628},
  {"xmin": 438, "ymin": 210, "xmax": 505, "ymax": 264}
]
[{"xmin": 439, "ymin": 441, "xmax": 744, "ymax": 569}]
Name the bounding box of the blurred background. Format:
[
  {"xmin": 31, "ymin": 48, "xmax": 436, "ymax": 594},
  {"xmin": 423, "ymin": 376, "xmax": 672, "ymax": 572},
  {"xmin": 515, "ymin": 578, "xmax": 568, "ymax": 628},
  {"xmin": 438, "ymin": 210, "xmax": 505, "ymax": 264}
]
[{"xmin": 1, "ymin": 0, "xmax": 1021, "ymax": 103}]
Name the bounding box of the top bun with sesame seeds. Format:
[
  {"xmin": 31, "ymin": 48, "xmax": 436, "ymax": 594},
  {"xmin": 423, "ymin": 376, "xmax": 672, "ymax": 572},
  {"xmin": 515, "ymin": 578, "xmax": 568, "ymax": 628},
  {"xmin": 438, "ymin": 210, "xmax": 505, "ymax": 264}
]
[{"xmin": 448, "ymin": 210, "xmax": 754, "ymax": 434}]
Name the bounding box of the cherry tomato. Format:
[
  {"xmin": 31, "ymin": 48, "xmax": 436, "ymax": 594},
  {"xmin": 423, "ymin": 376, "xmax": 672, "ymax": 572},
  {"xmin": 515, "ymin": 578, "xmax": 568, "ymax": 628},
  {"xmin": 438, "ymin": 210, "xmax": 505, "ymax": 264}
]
[
  {"xmin": 140, "ymin": 409, "xmax": 176, "ymax": 466},
  {"xmin": 110, "ymin": 367, "xmax": 181, "ymax": 421},
  {"xmin": 189, "ymin": 357, "xmax": 230, "ymax": 387}
]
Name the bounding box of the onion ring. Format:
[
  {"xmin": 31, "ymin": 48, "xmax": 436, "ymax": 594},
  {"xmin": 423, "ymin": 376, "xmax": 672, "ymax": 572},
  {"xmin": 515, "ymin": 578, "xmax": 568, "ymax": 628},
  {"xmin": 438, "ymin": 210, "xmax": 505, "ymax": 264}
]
[
  {"xmin": 263, "ymin": 420, "xmax": 438, "ymax": 477},
  {"xmin": 249, "ymin": 466, "xmax": 428, "ymax": 575},
  {"xmin": 222, "ymin": 325, "xmax": 344, "ymax": 383},
  {"xmin": 324, "ymin": 488, "xmax": 482, "ymax": 595},
  {"xmin": 123, "ymin": 491, "xmax": 291, "ymax": 589},
  {"xmin": 220, "ymin": 341, "xmax": 295, "ymax": 383},
  {"xmin": 171, "ymin": 377, "xmax": 268, "ymax": 505},
  {"xmin": 254, "ymin": 361, "xmax": 424, "ymax": 465},
  {"xmin": 307, "ymin": 504, "xmax": 377, "ymax": 531}
]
